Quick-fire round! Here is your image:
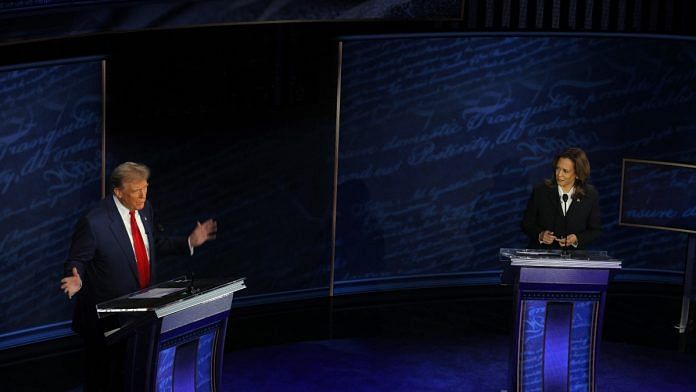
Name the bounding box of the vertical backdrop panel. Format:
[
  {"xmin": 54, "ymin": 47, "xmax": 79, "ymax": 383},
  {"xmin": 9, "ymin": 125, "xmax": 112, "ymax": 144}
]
[
  {"xmin": 337, "ymin": 36, "xmax": 696, "ymax": 286},
  {"xmin": 0, "ymin": 59, "xmax": 103, "ymax": 338}
]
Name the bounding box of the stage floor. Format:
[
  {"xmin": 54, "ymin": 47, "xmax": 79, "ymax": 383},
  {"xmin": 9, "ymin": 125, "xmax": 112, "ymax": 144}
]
[
  {"xmin": 1, "ymin": 283, "xmax": 695, "ymax": 391},
  {"xmin": 222, "ymin": 335, "xmax": 696, "ymax": 392},
  {"xmin": 10, "ymin": 334, "xmax": 693, "ymax": 391}
]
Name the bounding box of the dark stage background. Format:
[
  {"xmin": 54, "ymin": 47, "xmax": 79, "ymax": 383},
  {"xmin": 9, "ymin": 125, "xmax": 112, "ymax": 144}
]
[
  {"xmin": 1, "ymin": 26, "xmax": 695, "ymax": 348},
  {"xmin": 105, "ymin": 28, "xmax": 338, "ymax": 303},
  {"xmin": 336, "ymin": 36, "xmax": 696, "ymax": 289}
]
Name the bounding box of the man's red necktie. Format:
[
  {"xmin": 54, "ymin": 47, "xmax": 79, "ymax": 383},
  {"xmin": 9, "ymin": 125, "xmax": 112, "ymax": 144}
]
[{"xmin": 129, "ymin": 210, "xmax": 150, "ymax": 289}]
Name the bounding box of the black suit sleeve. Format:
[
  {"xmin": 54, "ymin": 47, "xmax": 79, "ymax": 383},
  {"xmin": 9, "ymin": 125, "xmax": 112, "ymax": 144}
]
[
  {"xmin": 147, "ymin": 206, "xmax": 191, "ymax": 257},
  {"xmin": 154, "ymin": 235, "xmax": 190, "ymax": 256},
  {"xmin": 65, "ymin": 216, "xmax": 96, "ymax": 279},
  {"xmin": 576, "ymin": 187, "xmax": 601, "ymax": 247},
  {"xmin": 521, "ymin": 186, "xmax": 543, "ymax": 244}
]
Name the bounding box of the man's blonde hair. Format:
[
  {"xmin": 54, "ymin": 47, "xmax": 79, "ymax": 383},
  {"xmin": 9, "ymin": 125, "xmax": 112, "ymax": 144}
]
[{"xmin": 110, "ymin": 162, "xmax": 150, "ymax": 190}]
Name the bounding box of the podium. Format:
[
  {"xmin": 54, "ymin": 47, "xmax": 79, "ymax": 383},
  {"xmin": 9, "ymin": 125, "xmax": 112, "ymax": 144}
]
[
  {"xmin": 96, "ymin": 277, "xmax": 246, "ymax": 392},
  {"xmin": 500, "ymin": 249, "xmax": 621, "ymax": 392}
]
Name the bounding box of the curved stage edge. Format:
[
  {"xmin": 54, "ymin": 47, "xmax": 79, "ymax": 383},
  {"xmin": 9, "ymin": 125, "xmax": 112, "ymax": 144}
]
[{"xmin": 1, "ymin": 281, "xmax": 694, "ymax": 391}]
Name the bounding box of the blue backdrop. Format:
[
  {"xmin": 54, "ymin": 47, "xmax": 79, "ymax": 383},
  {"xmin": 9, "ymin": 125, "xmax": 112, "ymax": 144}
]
[
  {"xmin": 0, "ymin": 59, "xmax": 103, "ymax": 338},
  {"xmin": 336, "ymin": 36, "xmax": 696, "ymax": 288},
  {"xmin": 3, "ymin": 34, "xmax": 696, "ymax": 348},
  {"xmin": 621, "ymin": 160, "xmax": 696, "ymax": 233}
]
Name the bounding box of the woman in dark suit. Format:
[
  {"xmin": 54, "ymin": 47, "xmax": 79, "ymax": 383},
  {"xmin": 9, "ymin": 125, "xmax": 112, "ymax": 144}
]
[{"xmin": 521, "ymin": 147, "xmax": 601, "ymax": 249}]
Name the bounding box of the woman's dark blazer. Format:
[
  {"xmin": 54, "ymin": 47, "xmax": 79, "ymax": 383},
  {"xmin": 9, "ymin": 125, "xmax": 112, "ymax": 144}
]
[{"xmin": 521, "ymin": 182, "xmax": 601, "ymax": 249}]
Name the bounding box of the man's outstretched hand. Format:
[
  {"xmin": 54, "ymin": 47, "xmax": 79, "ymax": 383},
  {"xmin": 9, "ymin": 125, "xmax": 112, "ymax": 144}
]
[
  {"xmin": 60, "ymin": 267, "xmax": 82, "ymax": 299},
  {"xmin": 189, "ymin": 219, "xmax": 218, "ymax": 248}
]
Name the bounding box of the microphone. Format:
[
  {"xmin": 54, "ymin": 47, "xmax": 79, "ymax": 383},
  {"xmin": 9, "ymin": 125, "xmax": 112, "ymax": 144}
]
[
  {"xmin": 188, "ymin": 271, "xmax": 198, "ymax": 295},
  {"xmin": 562, "ymin": 194, "xmax": 569, "ymax": 254},
  {"xmin": 157, "ymin": 220, "xmax": 197, "ymax": 294}
]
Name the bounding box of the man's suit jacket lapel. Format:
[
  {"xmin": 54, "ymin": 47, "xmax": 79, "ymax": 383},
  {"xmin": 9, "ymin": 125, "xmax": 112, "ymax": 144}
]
[
  {"xmin": 106, "ymin": 196, "xmax": 140, "ymax": 283},
  {"xmin": 141, "ymin": 207, "xmax": 156, "ymax": 267}
]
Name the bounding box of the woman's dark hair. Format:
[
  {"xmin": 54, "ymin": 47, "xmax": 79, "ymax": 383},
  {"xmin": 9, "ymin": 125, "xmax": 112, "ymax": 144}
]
[{"xmin": 544, "ymin": 147, "xmax": 591, "ymax": 199}]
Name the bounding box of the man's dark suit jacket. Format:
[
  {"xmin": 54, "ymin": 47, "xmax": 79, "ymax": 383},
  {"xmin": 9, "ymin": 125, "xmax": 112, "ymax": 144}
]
[
  {"xmin": 66, "ymin": 196, "xmax": 189, "ymax": 338},
  {"xmin": 521, "ymin": 182, "xmax": 601, "ymax": 249}
]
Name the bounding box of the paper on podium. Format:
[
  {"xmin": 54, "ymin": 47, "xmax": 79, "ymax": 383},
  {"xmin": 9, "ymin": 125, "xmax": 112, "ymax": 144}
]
[{"xmin": 129, "ymin": 287, "xmax": 186, "ymax": 299}]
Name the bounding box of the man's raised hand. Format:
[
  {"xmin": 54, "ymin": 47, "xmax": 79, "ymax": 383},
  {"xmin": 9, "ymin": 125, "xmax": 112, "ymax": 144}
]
[{"xmin": 189, "ymin": 219, "xmax": 218, "ymax": 248}]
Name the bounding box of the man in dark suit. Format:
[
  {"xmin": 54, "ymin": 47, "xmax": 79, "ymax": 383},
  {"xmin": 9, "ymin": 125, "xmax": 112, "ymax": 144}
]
[
  {"xmin": 521, "ymin": 148, "xmax": 601, "ymax": 249},
  {"xmin": 59, "ymin": 162, "xmax": 217, "ymax": 391}
]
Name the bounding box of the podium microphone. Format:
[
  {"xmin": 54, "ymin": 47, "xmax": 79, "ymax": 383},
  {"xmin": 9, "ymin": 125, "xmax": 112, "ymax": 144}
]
[
  {"xmin": 562, "ymin": 194, "xmax": 569, "ymax": 254},
  {"xmin": 157, "ymin": 221, "xmax": 198, "ymax": 294}
]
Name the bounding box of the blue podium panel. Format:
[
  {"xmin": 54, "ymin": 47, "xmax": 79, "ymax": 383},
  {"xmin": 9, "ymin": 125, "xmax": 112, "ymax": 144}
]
[
  {"xmin": 157, "ymin": 346, "xmax": 176, "ymax": 392},
  {"xmin": 98, "ymin": 277, "xmax": 245, "ymax": 392},
  {"xmin": 155, "ymin": 314, "xmax": 227, "ymax": 392},
  {"xmin": 520, "ymin": 300, "xmax": 545, "ymax": 392},
  {"xmin": 501, "ymin": 249, "xmax": 621, "ymax": 392},
  {"xmin": 519, "ymin": 297, "xmax": 598, "ymax": 392},
  {"xmin": 196, "ymin": 331, "xmax": 216, "ymax": 391}
]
